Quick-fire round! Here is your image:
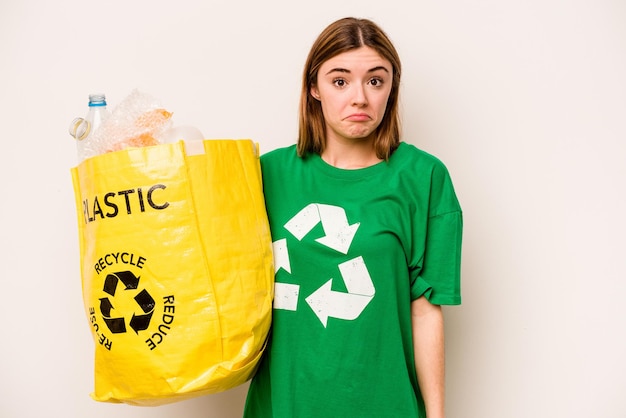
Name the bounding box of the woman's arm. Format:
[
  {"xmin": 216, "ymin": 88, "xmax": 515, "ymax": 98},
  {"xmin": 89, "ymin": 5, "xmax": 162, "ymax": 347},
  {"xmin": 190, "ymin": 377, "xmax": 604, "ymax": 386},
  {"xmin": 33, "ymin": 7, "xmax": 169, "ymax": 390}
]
[{"xmin": 411, "ymin": 296, "xmax": 446, "ymax": 418}]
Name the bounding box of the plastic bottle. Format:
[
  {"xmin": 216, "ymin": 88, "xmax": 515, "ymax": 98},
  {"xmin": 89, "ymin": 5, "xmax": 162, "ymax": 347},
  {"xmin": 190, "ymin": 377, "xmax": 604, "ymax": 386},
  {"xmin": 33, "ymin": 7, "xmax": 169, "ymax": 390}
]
[{"xmin": 69, "ymin": 93, "xmax": 111, "ymax": 163}]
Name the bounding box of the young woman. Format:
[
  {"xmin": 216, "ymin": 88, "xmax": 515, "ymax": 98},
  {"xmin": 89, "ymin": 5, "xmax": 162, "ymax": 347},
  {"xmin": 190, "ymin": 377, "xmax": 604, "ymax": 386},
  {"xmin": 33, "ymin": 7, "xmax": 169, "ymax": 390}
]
[{"xmin": 244, "ymin": 17, "xmax": 463, "ymax": 418}]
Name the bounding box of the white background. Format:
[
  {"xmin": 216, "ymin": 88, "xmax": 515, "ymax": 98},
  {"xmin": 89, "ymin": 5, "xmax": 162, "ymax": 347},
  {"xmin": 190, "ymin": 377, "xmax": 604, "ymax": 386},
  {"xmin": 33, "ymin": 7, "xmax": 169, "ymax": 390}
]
[{"xmin": 1, "ymin": 0, "xmax": 625, "ymax": 417}]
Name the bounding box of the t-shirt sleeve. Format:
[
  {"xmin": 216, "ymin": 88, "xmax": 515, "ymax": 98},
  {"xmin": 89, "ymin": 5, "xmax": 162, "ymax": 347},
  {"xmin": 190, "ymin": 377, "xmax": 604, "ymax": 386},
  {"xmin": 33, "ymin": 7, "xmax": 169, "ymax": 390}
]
[{"xmin": 410, "ymin": 161, "xmax": 463, "ymax": 305}]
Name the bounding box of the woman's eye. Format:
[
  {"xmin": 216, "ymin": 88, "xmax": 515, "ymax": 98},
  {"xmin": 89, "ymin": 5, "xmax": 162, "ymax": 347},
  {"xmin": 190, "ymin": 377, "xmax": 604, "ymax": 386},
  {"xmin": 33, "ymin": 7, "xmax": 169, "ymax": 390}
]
[
  {"xmin": 369, "ymin": 77, "xmax": 383, "ymax": 87},
  {"xmin": 333, "ymin": 78, "xmax": 347, "ymax": 87}
]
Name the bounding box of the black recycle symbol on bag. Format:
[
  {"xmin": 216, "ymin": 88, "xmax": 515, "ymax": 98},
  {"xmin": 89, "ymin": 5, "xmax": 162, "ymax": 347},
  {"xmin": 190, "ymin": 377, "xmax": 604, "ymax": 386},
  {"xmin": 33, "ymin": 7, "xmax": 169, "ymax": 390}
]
[{"xmin": 99, "ymin": 271, "xmax": 155, "ymax": 334}]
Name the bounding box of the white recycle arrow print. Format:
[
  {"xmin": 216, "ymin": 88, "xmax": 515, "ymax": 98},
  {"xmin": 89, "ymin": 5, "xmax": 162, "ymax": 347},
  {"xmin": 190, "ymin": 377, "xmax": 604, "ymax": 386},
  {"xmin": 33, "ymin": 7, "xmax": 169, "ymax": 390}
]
[
  {"xmin": 305, "ymin": 256, "xmax": 375, "ymax": 327},
  {"xmin": 284, "ymin": 203, "xmax": 360, "ymax": 254},
  {"xmin": 273, "ymin": 204, "xmax": 376, "ymax": 325},
  {"xmin": 272, "ymin": 238, "xmax": 300, "ymax": 311},
  {"xmin": 272, "ymin": 238, "xmax": 291, "ymax": 274}
]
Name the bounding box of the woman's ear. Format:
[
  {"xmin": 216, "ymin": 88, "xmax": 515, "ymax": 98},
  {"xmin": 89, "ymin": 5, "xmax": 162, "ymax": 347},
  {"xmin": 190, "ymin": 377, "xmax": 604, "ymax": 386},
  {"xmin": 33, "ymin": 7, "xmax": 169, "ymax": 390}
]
[{"xmin": 310, "ymin": 86, "xmax": 320, "ymax": 100}]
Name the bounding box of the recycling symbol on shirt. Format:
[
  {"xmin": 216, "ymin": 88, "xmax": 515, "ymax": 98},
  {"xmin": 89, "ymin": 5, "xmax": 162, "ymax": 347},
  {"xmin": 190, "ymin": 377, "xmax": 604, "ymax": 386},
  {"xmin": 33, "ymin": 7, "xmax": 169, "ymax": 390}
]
[{"xmin": 273, "ymin": 203, "xmax": 375, "ymax": 327}]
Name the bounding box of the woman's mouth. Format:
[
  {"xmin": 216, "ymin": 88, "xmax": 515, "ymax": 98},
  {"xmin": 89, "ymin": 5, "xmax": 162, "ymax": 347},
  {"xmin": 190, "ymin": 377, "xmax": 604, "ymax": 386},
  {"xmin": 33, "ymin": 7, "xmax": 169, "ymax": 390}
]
[{"xmin": 345, "ymin": 113, "xmax": 371, "ymax": 122}]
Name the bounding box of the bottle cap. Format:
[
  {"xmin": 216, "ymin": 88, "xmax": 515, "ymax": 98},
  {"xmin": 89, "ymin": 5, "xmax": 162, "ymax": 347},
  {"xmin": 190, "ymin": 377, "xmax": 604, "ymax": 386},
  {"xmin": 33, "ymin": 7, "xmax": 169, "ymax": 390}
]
[{"xmin": 88, "ymin": 93, "xmax": 107, "ymax": 107}]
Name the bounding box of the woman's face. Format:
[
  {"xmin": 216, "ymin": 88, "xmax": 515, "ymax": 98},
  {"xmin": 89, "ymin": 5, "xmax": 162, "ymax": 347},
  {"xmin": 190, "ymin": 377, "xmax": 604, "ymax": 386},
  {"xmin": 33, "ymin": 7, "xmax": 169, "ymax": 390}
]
[{"xmin": 311, "ymin": 46, "xmax": 393, "ymax": 147}]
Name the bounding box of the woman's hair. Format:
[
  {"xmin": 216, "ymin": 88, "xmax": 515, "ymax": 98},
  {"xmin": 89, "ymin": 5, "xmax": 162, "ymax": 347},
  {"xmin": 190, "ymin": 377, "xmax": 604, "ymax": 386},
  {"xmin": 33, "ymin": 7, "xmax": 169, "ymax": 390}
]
[{"xmin": 297, "ymin": 17, "xmax": 402, "ymax": 160}]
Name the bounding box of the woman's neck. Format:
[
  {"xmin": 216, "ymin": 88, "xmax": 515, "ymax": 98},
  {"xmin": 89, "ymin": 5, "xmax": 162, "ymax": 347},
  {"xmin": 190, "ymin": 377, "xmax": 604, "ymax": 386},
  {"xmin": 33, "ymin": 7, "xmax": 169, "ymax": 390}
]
[{"xmin": 321, "ymin": 137, "xmax": 382, "ymax": 169}]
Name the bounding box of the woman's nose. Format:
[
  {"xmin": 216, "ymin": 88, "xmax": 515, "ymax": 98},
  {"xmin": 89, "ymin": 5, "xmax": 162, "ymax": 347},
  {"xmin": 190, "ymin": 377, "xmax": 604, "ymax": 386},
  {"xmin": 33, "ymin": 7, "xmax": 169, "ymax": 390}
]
[{"xmin": 351, "ymin": 85, "xmax": 368, "ymax": 107}]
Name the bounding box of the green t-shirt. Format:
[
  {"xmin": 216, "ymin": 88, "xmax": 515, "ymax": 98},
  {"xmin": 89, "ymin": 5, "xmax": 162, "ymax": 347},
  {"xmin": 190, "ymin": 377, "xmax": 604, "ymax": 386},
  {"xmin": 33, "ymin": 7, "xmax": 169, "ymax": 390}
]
[{"xmin": 244, "ymin": 142, "xmax": 462, "ymax": 418}]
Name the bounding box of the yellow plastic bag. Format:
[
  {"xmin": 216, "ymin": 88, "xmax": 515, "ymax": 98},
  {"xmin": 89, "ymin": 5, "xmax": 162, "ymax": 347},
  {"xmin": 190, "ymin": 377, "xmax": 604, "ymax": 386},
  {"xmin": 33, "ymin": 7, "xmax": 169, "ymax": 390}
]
[{"xmin": 70, "ymin": 140, "xmax": 273, "ymax": 406}]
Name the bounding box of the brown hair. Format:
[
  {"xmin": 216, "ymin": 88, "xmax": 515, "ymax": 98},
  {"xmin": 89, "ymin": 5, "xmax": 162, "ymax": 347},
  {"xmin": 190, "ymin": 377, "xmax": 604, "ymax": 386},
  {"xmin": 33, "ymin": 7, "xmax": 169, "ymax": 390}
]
[{"xmin": 297, "ymin": 17, "xmax": 402, "ymax": 160}]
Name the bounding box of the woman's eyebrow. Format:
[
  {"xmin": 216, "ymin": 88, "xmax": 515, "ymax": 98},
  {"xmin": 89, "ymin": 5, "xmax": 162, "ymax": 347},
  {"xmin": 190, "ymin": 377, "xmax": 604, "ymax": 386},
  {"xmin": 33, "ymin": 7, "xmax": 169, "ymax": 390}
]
[{"xmin": 325, "ymin": 65, "xmax": 390, "ymax": 75}]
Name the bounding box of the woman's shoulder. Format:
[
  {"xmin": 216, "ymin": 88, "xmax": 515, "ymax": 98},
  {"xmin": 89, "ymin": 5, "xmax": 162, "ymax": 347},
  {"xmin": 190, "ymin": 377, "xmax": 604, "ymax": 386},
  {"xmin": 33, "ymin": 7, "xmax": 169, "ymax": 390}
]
[
  {"xmin": 393, "ymin": 142, "xmax": 450, "ymax": 173},
  {"xmin": 395, "ymin": 142, "xmax": 461, "ymax": 210},
  {"xmin": 260, "ymin": 144, "xmax": 298, "ymax": 163}
]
